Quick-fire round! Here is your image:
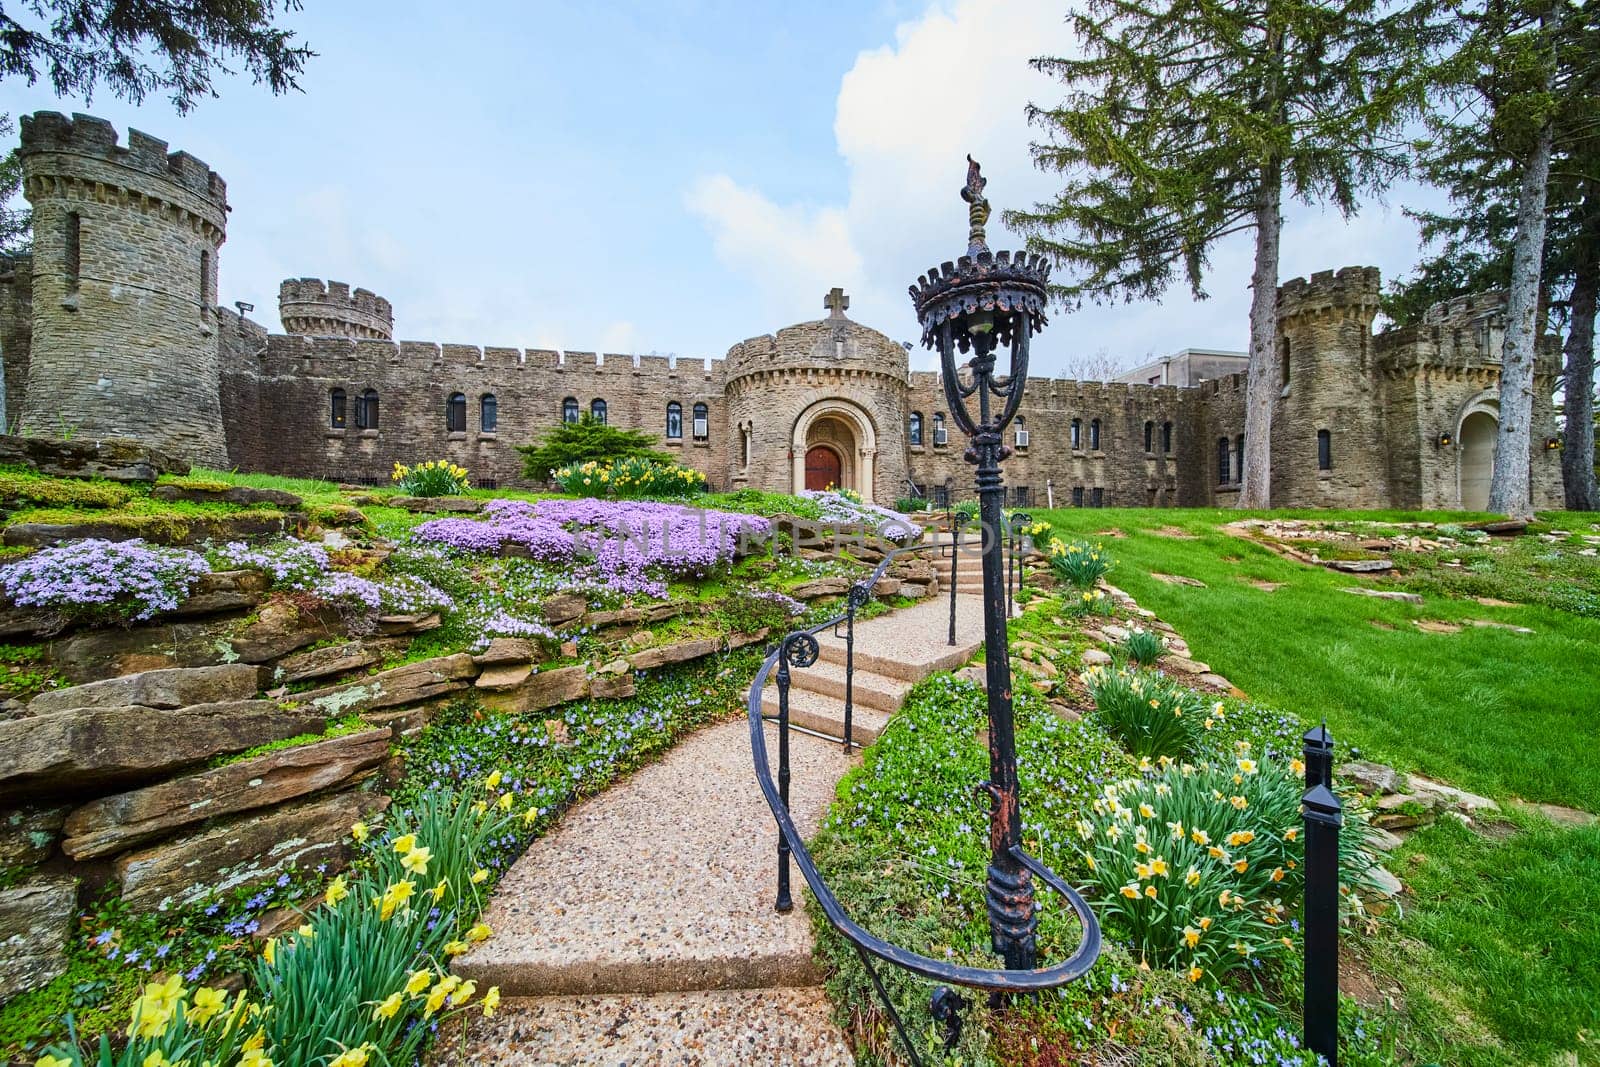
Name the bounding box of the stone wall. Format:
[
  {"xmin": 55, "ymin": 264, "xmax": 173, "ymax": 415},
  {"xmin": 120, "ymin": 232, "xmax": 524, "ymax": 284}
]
[
  {"xmin": 220, "ymin": 321, "xmax": 731, "ymax": 488},
  {"xmin": 17, "ymin": 113, "xmax": 229, "ymax": 467},
  {"xmin": 0, "ymin": 254, "xmax": 31, "ymax": 429}
]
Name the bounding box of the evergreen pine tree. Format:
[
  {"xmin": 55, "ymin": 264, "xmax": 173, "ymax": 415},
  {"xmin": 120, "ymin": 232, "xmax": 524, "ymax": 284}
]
[{"xmin": 1009, "ymin": 0, "xmax": 1446, "ymax": 507}]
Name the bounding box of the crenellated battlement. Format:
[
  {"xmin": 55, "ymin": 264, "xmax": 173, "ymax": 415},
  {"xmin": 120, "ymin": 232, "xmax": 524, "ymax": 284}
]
[
  {"xmin": 19, "ymin": 112, "xmax": 227, "ymax": 208},
  {"xmin": 1277, "ymin": 265, "xmax": 1382, "ymax": 321},
  {"xmin": 279, "ymin": 278, "xmax": 395, "ymax": 340},
  {"xmin": 1421, "ymin": 289, "xmax": 1507, "ymax": 327}
]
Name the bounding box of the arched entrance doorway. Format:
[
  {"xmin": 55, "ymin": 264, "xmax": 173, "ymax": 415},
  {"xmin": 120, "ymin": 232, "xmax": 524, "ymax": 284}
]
[
  {"xmin": 1459, "ymin": 410, "xmax": 1497, "ymax": 511},
  {"xmin": 791, "ymin": 398, "xmax": 879, "ymax": 501},
  {"xmin": 804, "ymin": 445, "xmax": 842, "ymax": 491}
]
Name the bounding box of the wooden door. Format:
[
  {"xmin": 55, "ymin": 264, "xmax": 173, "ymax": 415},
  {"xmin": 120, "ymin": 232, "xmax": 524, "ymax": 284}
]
[{"xmin": 804, "ymin": 446, "xmax": 841, "ymax": 492}]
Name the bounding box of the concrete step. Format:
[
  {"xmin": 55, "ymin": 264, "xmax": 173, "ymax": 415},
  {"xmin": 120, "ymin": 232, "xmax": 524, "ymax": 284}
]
[
  {"xmin": 785, "ymin": 658, "xmax": 909, "ymax": 714},
  {"xmin": 814, "ymin": 624, "xmax": 981, "ymax": 682},
  {"xmin": 453, "ymin": 720, "xmax": 854, "ymax": 997},
  {"xmin": 434, "ymin": 987, "xmax": 854, "ymax": 1065},
  {"xmin": 760, "ymin": 684, "xmax": 892, "ymax": 746}
]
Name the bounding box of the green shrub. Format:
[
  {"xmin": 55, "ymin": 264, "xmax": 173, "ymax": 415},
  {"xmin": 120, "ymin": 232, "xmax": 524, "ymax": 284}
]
[
  {"xmin": 517, "ymin": 415, "xmax": 670, "ymax": 480},
  {"xmin": 893, "ymin": 495, "xmax": 930, "ymax": 514},
  {"xmin": 705, "ymin": 488, "xmax": 823, "ymax": 520},
  {"xmin": 952, "ymin": 500, "xmax": 978, "ymax": 524},
  {"xmin": 1074, "ymin": 753, "xmax": 1314, "ymax": 977},
  {"xmin": 551, "ymin": 457, "xmax": 706, "ymax": 498},
  {"xmin": 1049, "ymin": 539, "xmax": 1112, "ymax": 589},
  {"xmin": 716, "ymin": 588, "xmax": 805, "ymax": 633},
  {"xmin": 1119, "ymin": 626, "xmax": 1165, "ymax": 666},
  {"xmin": 391, "ymin": 460, "xmax": 471, "ymax": 498},
  {"xmin": 1082, "ymin": 664, "xmax": 1203, "ymax": 759}
]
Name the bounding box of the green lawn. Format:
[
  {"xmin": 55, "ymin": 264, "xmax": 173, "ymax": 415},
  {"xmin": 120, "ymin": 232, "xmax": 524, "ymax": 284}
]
[{"xmin": 1034, "ymin": 507, "xmax": 1600, "ymax": 810}]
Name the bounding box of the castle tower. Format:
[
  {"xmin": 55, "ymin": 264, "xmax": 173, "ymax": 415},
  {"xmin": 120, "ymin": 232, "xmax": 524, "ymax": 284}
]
[
  {"xmin": 278, "ymin": 278, "xmax": 394, "ymax": 339},
  {"xmin": 16, "ymin": 112, "xmax": 229, "ymax": 466},
  {"xmin": 1270, "ymin": 266, "xmax": 1386, "ymax": 507}
]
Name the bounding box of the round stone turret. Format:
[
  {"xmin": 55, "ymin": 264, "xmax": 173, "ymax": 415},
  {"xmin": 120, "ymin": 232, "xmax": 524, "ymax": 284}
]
[
  {"xmin": 278, "ymin": 278, "xmax": 394, "ymax": 340},
  {"xmin": 16, "ymin": 111, "xmax": 229, "ymax": 466}
]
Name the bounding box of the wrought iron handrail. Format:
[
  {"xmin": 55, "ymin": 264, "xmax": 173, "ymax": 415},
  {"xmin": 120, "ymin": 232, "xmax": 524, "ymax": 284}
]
[{"xmin": 746, "ymin": 535, "xmax": 1100, "ymax": 1062}]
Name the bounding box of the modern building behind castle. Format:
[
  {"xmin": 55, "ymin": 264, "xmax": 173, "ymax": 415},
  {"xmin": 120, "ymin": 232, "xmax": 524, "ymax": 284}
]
[{"xmin": 0, "ymin": 113, "xmax": 1566, "ymax": 512}]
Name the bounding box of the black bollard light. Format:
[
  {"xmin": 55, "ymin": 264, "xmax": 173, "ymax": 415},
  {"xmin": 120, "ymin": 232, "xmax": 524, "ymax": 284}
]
[{"xmin": 1302, "ymin": 724, "xmax": 1342, "ymax": 1065}]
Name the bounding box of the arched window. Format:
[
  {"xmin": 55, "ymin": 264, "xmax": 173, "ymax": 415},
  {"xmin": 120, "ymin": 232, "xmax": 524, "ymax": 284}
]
[
  {"xmin": 591, "ymin": 398, "xmax": 607, "ymax": 424},
  {"xmin": 1234, "ymin": 435, "xmax": 1245, "ymax": 484},
  {"xmin": 1280, "ymin": 337, "xmax": 1292, "ymax": 385},
  {"xmin": 1090, "ymin": 418, "xmax": 1101, "ymax": 451},
  {"xmin": 933, "ymin": 413, "xmax": 947, "ymax": 445},
  {"xmin": 480, "ymin": 394, "xmax": 498, "ymax": 433},
  {"xmin": 356, "ymin": 389, "xmax": 379, "ymax": 430},
  {"xmin": 666, "ymin": 402, "xmax": 683, "ymax": 439},
  {"xmin": 1071, "ymin": 418, "xmax": 1082, "ymax": 450},
  {"xmin": 1014, "ymin": 416, "xmax": 1029, "ymax": 448},
  {"xmin": 1217, "ymin": 437, "xmax": 1231, "ymax": 484},
  {"xmin": 909, "ymin": 412, "xmax": 923, "ymax": 446},
  {"xmin": 1144, "ymin": 421, "xmax": 1154, "ymax": 453},
  {"xmin": 447, "ymin": 392, "xmax": 467, "ymax": 433},
  {"xmin": 1162, "ymin": 421, "xmax": 1173, "ymax": 454},
  {"xmin": 692, "ymin": 402, "xmax": 708, "ymax": 439},
  {"xmin": 741, "ymin": 424, "xmax": 752, "ymax": 468},
  {"xmin": 329, "ymin": 388, "xmax": 347, "ymax": 429},
  {"xmin": 562, "ymin": 397, "xmax": 580, "ymax": 423},
  {"xmin": 1317, "ymin": 429, "xmax": 1332, "ymax": 471}
]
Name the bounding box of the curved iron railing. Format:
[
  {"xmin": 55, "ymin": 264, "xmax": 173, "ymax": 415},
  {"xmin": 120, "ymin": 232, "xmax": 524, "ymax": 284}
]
[{"xmin": 746, "ymin": 534, "xmax": 1101, "ymax": 1064}]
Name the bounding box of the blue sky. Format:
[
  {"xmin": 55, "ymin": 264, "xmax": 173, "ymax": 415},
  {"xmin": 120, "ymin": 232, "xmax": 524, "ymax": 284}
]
[{"xmin": 1, "ymin": 0, "xmax": 1447, "ymax": 376}]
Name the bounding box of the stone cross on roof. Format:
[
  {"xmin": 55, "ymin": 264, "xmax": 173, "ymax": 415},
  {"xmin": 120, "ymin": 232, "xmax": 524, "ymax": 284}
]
[{"xmin": 824, "ymin": 287, "xmax": 850, "ymax": 318}]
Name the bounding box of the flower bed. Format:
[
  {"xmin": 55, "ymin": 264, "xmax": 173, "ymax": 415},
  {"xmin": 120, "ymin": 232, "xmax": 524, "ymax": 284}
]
[
  {"xmin": 414, "ymin": 498, "xmax": 771, "ymax": 599},
  {"xmin": 797, "ymin": 489, "xmax": 920, "ymax": 544},
  {"xmin": 0, "ymin": 539, "xmax": 211, "ymax": 622}
]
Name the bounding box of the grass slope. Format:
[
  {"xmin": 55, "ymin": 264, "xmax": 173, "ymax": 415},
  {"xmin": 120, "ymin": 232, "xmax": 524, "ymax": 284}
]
[{"xmin": 1035, "ymin": 508, "xmax": 1599, "ymax": 809}]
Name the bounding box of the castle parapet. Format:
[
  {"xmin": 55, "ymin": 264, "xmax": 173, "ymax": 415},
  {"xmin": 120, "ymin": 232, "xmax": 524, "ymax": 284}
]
[
  {"xmin": 279, "ymin": 278, "xmax": 395, "ymax": 340},
  {"xmin": 1421, "ymin": 290, "xmax": 1507, "ymax": 327},
  {"xmin": 20, "ymin": 112, "xmax": 227, "ymax": 224},
  {"xmin": 1277, "ymin": 265, "xmax": 1381, "ymax": 321}
]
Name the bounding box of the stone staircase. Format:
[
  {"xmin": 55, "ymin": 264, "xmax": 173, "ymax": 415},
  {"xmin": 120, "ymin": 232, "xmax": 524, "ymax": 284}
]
[{"xmin": 443, "ymin": 593, "xmax": 985, "ymax": 1065}]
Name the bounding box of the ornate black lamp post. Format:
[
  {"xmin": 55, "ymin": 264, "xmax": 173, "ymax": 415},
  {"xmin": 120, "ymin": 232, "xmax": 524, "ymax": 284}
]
[{"xmin": 910, "ymin": 157, "xmax": 1053, "ymax": 971}]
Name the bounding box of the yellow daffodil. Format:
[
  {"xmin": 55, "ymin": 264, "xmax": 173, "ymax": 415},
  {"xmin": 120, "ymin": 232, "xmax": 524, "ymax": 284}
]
[
  {"xmin": 1138, "ymin": 803, "xmax": 1155, "ymax": 819},
  {"xmin": 1135, "ymin": 862, "xmax": 1152, "ymax": 879},
  {"xmin": 1271, "ymin": 867, "xmax": 1285, "ymax": 883},
  {"xmin": 450, "ymin": 979, "xmax": 478, "ymax": 1006},
  {"xmin": 443, "ymin": 939, "xmax": 470, "ymax": 956},
  {"xmin": 1237, "ymin": 758, "xmax": 1258, "ymax": 775},
  {"xmin": 325, "ymin": 875, "xmax": 349, "ymax": 907},
  {"xmin": 1226, "ymin": 830, "xmax": 1255, "ymax": 847},
  {"xmin": 351, "ymin": 820, "xmax": 369, "ymax": 843},
  {"xmin": 263, "ymin": 938, "xmax": 277, "ymax": 965},
  {"xmin": 1187, "ymin": 966, "xmax": 1204, "ymax": 982},
  {"xmin": 482, "ymin": 986, "xmax": 501, "ymax": 1017},
  {"xmin": 1233, "ymin": 859, "xmax": 1249, "ymax": 873},
  {"xmin": 1284, "ymin": 828, "xmax": 1299, "ymax": 842},
  {"xmin": 467, "ymin": 922, "xmax": 492, "ymax": 943},
  {"xmin": 1290, "ymin": 758, "xmax": 1306, "ymax": 776},
  {"xmin": 392, "ymin": 833, "xmax": 417, "ymax": 855},
  {"xmin": 297, "ymin": 924, "xmax": 315, "ymax": 940},
  {"xmin": 143, "ymin": 1053, "xmax": 173, "ymax": 1067},
  {"xmin": 471, "ymin": 868, "xmax": 489, "ymax": 884},
  {"xmin": 1230, "ymin": 796, "xmax": 1249, "ymax": 810},
  {"xmin": 1150, "ymin": 857, "xmax": 1169, "ymax": 877},
  {"xmin": 1191, "ymin": 828, "xmax": 1210, "ymax": 846},
  {"xmin": 401, "ymin": 845, "xmax": 432, "ymax": 876},
  {"xmin": 1143, "ymin": 885, "xmax": 1157, "ymax": 898},
  {"xmin": 430, "ymin": 878, "xmax": 450, "ymax": 903},
  {"xmin": 405, "ymin": 969, "xmax": 433, "ymax": 995},
  {"xmin": 1183, "ymin": 926, "xmax": 1201, "ymax": 948},
  {"xmin": 327, "ymin": 1045, "xmax": 371, "ymax": 1067},
  {"xmin": 1119, "ymin": 884, "xmax": 1139, "ymax": 899},
  {"xmin": 1086, "ymin": 854, "xmax": 1097, "ymax": 871},
  {"xmin": 1185, "ymin": 867, "xmax": 1200, "ymax": 888},
  {"xmin": 191, "ymin": 986, "xmax": 228, "ymax": 1026},
  {"xmin": 485, "ymin": 770, "xmax": 502, "ymax": 790},
  {"xmin": 372, "ymin": 992, "xmax": 404, "ymax": 1020},
  {"xmin": 497, "ymin": 792, "xmax": 514, "ymax": 811}
]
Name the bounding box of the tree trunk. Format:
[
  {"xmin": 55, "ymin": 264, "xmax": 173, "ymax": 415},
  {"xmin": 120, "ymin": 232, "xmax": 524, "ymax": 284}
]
[
  {"xmin": 1488, "ymin": 120, "xmax": 1552, "ymax": 519},
  {"xmin": 1561, "ymin": 254, "xmax": 1597, "ymax": 510},
  {"xmin": 1240, "ymin": 168, "xmax": 1281, "ymax": 509}
]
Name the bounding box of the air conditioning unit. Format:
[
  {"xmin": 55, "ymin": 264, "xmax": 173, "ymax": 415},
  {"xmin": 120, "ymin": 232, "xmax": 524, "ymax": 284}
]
[
  {"xmin": 1015, "ymin": 429, "xmax": 1030, "ymax": 448},
  {"xmin": 934, "ymin": 428, "xmax": 949, "ymax": 446},
  {"xmin": 693, "ymin": 418, "xmax": 708, "ymax": 438}
]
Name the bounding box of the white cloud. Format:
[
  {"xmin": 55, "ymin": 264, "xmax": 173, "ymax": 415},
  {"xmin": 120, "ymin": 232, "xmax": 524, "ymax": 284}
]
[{"xmin": 685, "ymin": 0, "xmax": 1447, "ymax": 374}]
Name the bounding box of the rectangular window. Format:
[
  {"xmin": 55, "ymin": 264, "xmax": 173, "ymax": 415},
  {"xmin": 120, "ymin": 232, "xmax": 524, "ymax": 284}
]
[
  {"xmin": 65, "ymin": 212, "xmax": 80, "ymax": 288},
  {"xmin": 1091, "ymin": 487, "xmax": 1104, "ymax": 508},
  {"xmin": 200, "ymin": 250, "xmax": 210, "ymax": 309},
  {"xmin": 1013, "ymin": 486, "xmax": 1031, "ymax": 507},
  {"xmin": 933, "ymin": 485, "xmax": 950, "ymax": 507},
  {"xmin": 1071, "ymin": 486, "xmax": 1084, "ymax": 508},
  {"xmin": 1317, "ymin": 429, "xmax": 1332, "ymax": 471}
]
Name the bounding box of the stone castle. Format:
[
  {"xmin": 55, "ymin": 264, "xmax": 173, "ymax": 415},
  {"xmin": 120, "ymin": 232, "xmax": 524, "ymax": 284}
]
[{"xmin": 0, "ymin": 112, "xmax": 1566, "ymax": 511}]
